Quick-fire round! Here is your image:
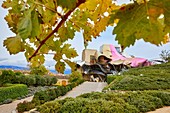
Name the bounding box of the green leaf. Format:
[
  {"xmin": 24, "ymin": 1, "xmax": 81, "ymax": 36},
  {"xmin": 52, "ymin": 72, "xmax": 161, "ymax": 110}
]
[
  {"xmin": 57, "ymin": 0, "xmax": 77, "ymax": 10},
  {"xmin": 2, "ymin": 0, "xmax": 21, "ymax": 13},
  {"xmin": 83, "ymin": 0, "xmax": 97, "ymax": 11},
  {"xmin": 31, "ymin": 10, "xmax": 40, "ymax": 37},
  {"xmin": 55, "ymin": 61, "xmax": 65, "ymax": 73},
  {"xmin": 64, "ymin": 59, "xmax": 76, "ymax": 71},
  {"xmin": 4, "ymin": 13, "xmax": 19, "ymax": 33},
  {"xmin": 112, "ymin": 2, "xmax": 166, "ymax": 47},
  {"xmin": 25, "ymin": 44, "xmax": 35, "ymax": 61},
  {"xmin": 62, "ymin": 44, "xmax": 78, "ymax": 59},
  {"xmin": 53, "ymin": 52, "xmax": 63, "ymax": 61},
  {"xmin": 30, "ymin": 55, "xmax": 45, "ymax": 67},
  {"xmin": 163, "ymin": 0, "xmax": 170, "ymax": 33},
  {"xmin": 17, "ymin": 10, "xmax": 32, "ymax": 40},
  {"xmin": 3, "ymin": 35, "xmax": 25, "ymax": 55},
  {"xmin": 58, "ymin": 25, "xmax": 76, "ymax": 42}
]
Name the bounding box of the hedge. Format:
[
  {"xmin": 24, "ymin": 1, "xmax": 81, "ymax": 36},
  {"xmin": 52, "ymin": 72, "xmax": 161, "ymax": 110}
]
[
  {"xmin": 77, "ymin": 90, "xmax": 169, "ymax": 112},
  {"xmin": 37, "ymin": 98, "xmax": 139, "ymax": 113},
  {"xmin": 37, "ymin": 90, "xmax": 170, "ymax": 113},
  {"xmin": 0, "ymin": 84, "xmax": 28, "ymax": 103},
  {"xmin": 16, "ymin": 79, "xmax": 84, "ymax": 112},
  {"xmin": 105, "ymin": 63, "xmax": 170, "ymax": 91},
  {"xmin": 0, "ymin": 70, "xmax": 57, "ymax": 86}
]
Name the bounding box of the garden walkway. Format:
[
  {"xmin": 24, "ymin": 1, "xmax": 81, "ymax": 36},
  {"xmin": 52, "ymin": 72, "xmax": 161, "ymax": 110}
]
[
  {"xmin": 0, "ymin": 82, "xmax": 170, "ymax": 113},
  {"xmin": 0, "ymin": 96, "xmax": 33, "ymax": 113},
  {"xmin": 0, "ymin": 82, "xmax": 107, "ymax": 113}
]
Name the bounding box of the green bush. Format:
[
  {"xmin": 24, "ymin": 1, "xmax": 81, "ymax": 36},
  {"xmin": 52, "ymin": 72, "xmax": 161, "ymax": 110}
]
[
  {"xmin": 17, "ymin": 101, "xmax": 35, "ymax": 113},
  {"xmin": 17, "ymin": 79, "xmax": 84, "ymax": 112},
  {"xmin": 78, "ymin": 91, "xmax": 167, "ymax": 112},
  {"xmin": 105, "ymin": 63, "xmax": 170, "ymax": 91},
  {"xmin": 107, "ymin": 75, "xmax": 119, "ymax": 84},
  {"xmin": 0, "ymin": 84, "xmax": 28, "ymax": 103},
  {"xmin": 118, "ymin": 92, "xmax": 163, "ymax": 112},
  {"xmin": 37, "ymin": 100, "xmax": 62, "ymax": 113},
  {"xmin": 37, "ymin": 98, "xmax": 139, "ymax": 113},
  {"xmin": 144, "ymin": 90, "xmax": 170, "ymax": 106},
  {"xmin": 44, "ymin": 75, "xmax": 57, "ymax": 86},
  {"xmin": 69, "ymin": 71, "xmax": 83, "ymax": 83},
  {"xmin": 0, "ymin": 70, "xmax": 15, "ymax": 86},
  {"xmin": 34, "ymin": 75, "xmax": 47, "ymax": 86},
  {"xmin": 0, "ymin": 70, "xmax": 57, "ymax": 87}
]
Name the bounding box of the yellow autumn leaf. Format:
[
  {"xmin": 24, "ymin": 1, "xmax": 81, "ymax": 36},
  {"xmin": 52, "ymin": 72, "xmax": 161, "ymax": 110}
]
[{"xmin": 3, "ymin": 35, "xmax": 25, "ymax": 55}]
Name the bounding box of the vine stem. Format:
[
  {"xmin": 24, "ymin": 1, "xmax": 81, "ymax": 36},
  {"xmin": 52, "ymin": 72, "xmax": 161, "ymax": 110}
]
[{"xmin": 29, "ymin": 0, "xmax": 85, "ymax": 60}]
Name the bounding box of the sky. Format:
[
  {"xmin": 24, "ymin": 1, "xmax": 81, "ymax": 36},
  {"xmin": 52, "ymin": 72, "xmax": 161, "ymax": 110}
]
[{"xmin": 0, "ymin": 0, "xmax": 170, "ymax": 69}]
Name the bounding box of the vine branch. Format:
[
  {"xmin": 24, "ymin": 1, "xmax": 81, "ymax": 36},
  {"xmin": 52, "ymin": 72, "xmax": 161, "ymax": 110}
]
[{"xmin": 29, "ymin": 0, "xmax": 86, "ymax": 60}]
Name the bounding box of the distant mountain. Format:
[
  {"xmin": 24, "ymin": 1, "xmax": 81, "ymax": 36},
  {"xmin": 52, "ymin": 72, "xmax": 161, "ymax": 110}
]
[
  {"xmin": 0, "ymin": 65, "xmax": 71, "ymax": 74},
  {"xmin": 0, "ymin": 65, "xmax": 28, "ymax": 70}
]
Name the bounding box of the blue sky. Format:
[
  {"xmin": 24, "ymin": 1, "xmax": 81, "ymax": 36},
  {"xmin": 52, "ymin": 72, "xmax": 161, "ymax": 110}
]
[{"xmin": 0, "ymin": 0, "xmax": 170, "ymax": 69}]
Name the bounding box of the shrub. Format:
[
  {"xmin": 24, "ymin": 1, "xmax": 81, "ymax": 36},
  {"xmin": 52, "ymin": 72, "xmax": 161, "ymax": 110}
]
[
  {"xmin": 119, "ymin": 92, "xmax": 163, "ymax": 112},
  {"xmin": 107, "ymin": 75, "xmax": 118, "ymax": 84},
  {"xmin": 0, "ymin": 70, "xmax": 57, "ymax": 87},
  {"xmin": 34, "ymin": 75, "xmax": 47, "ymax": 86},
  {"xmin": 44, "ymin": 75, "xmax": 57, "ymax": 86},
  {"xmin": 69, "ymin": 71, "xmax": 83, "ymax": 83},
  {"xmin": 0, "ymin": 70, "xmax": 15, "ymax": 86},
  {"xmin": 144, "ymin": 90, "xmax": 170, "ymax": 106},
  {"xmin": 37, "ymin": 101, "xmax": 62, "ymax": 113},
  {"xmin": 105, "ymin": 63, "xmax": 170, "ymax": 91},
  {"xmin": 78, "ymin": 91, "xmax": 166, "ymax": 112},
  {"xmin": 0, "ymin": 84, "xmax": 28, "ymax": 103},
  {"xmin": 17, "ymin": 101, "xmax": 35, "ymax": 113},
  {"xmin": 30, "ymin": 65, "xmax": 48, "ymax": 75},
  {"xmin": 37, "ymin": 98, "xmax": 139, "ymax": 113},
  {"xmin": 17, "ymin": 79, "xmax": 84, "ymax": 112}
]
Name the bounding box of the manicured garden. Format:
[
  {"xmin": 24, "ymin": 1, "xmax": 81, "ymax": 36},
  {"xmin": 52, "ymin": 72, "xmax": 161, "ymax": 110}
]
[
  {"xmin": 16, "ymin": 71, "xmax": 84, "ymax": 112},
  {"xmin": 1, "ymin": 62, "xmax": 170, "ymax": 113},
  {"xmin": 0, "ymin": 69, "xmax": 58, "ymax": 105},
  {"xmin": 104, "ymin": 62, "xmax": 170, "ymax": 91},
  {"xmin": 36, "ymin": 62, "xmax": 170, "ymax": 113},
  {"xmin": 36, "ymin": 90, "xmax": 170, "ymax": 113}
]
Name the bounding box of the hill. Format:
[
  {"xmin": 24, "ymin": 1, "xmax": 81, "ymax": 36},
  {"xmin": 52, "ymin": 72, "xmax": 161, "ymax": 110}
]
[{"xmin": 0, "ymin": 65, "xmax": 71, "ymax": 74}]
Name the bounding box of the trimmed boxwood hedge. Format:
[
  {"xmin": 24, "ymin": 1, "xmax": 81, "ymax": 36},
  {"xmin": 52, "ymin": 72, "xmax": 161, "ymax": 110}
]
[
  {"xmin": 16, "ymin": 79, "xmax": 84, "ymax": 112},
  {"xmin": 0, "ymin": 70, "xmax": 57, "ymax": 87},
  {"xmin": 0, "ymin": 84, "xmax": 28, "ymax": 103},
  {"xmin": 36, "ymin": 90, "xmax": 170, "ymax": 113},
  {"xmin": 105, "ymin": 63, "xmax": 170, "ymax": 91}
]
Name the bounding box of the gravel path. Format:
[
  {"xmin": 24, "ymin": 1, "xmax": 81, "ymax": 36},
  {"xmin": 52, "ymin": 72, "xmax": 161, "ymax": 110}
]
[
  {"xmin": 0, "ymin": 96, "xmax": 33, "ymax": 113},
  {"xmin": 59, "ymin": 81, "xmax": 107, "ymax": 99}
]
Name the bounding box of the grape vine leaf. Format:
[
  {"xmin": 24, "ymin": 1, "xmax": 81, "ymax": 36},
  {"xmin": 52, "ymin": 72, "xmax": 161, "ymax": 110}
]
[
  {"xmin": 64, "ymin": 59, "xmax": 76, "ymax": 71},
  {"xmin": 57, "ymin": 0, "xmax": 77, "ymax": 10},
  {"xmin": 112, "ymin": 1, "xmax": 167, "ymax": 48},
  {"xmin": 62, "ymin": 44, "xmax": 78, "ymax": 59},
  {"xmin": 55, "ymin": 61, "xmax": 65, "ymax": 73},
  {"xmin": 3, "ymin": 35, "xmax": 25, "ymax": 55},
  {"xmin": 17, "ymin": 10, "xmax": 32, "ymax": 40},
  {"xmin": 31, "ymin": 10, "xmax": 40, "ymax": 37}
]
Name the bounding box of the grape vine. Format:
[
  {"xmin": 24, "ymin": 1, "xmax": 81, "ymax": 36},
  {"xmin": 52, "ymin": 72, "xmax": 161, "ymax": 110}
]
[{"xmin": 2, "ymin": 0, "xmax": 170, "ymax": 73}]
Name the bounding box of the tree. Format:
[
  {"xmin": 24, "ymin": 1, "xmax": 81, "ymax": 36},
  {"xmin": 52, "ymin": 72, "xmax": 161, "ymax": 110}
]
[
  {"xmin": 160, "ymin": 50, "xmax": 170, "ymax": 62},
  {"xmin": 2, "ymin": 0, "xmax": 170, "ymax": 73},
  {"xmin": 30, "ymin": 64, "xmax": 49, "ymax": 75}
]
